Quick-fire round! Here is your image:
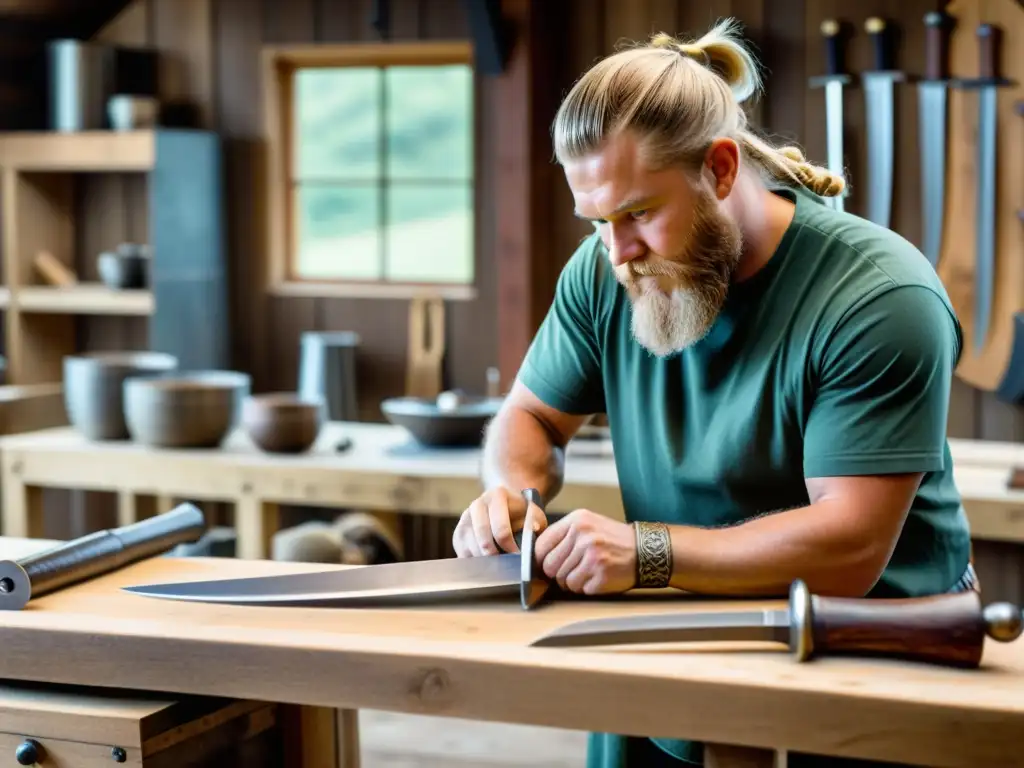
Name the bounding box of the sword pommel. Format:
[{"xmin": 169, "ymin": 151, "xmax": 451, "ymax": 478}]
[{"xmin": 865, "ymin": 16, "xmax": 896, "ymax": 73}]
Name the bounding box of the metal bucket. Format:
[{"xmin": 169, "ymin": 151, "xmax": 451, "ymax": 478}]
[
  {"xmin": 48, "ymin": 39, "xmax": 114, "ymax": 131},
  {"xmin": 297, "ymin": 331, "xmax": 361, "ymax": 421}
]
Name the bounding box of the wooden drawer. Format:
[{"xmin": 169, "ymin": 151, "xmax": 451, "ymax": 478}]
[{"xmin": 0, "ymin": 681, "xmax": 278, "ymax": 767}]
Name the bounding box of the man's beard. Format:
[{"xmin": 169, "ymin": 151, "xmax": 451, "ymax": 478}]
[{"xmin": 615, "ymin": 191, "xmax": 743, "ymax": 357}]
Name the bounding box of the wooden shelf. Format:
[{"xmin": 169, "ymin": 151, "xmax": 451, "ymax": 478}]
[
  {"xmin": 0, "ymin": 131, "xmax": 157, "ymax": 172},
  {"xmin": 16, "ymin": 284, "xmax": 153, "ymax": 315}
]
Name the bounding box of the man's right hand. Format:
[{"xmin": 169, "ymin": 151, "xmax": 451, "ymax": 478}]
[{"xmin": 452, "ymin": 486, "xmax": 549, "ymax": 557}]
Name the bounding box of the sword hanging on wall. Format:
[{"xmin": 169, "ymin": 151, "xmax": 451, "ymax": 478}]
[
  {"xmin": 862, "ymin": 17, "xmax": 904, "ymax": 230},
  {"xmin": 810, "ymin": 19, "xmax": 852, "ymax": 213},
  {"xmin": 917, "ymin": 10, "xmax": 955, "ymax": 269}
]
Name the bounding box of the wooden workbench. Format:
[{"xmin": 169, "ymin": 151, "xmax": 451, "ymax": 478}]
[
  {"xmin": 3, "ymin": 423, "xmax": 1024, "ymax": 559},
  {"xmin": 0, "ymin": 545, "xmax": 1020, "ymax": 767},
  {"xmin": 0, "ymin": 422, "xmax": 623, "ymax": 558}
]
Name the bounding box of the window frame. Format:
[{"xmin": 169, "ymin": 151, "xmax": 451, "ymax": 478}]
[{"xmin": 261, "ymin": 40, "xmax": 478, "ymax": 301}]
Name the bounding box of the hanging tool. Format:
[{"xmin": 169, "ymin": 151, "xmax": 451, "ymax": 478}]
[
  {"xmin": 810, "ymin": 19, "xmax": 852, "ymax": 212},
  {"xmin": 958, "ymin": 23, "xmax": 1009, "ymax": 354},
  {"xmin": 862, "ymin": 17, "xmax": 904, "ymax": 229},
  {"xmin": 917, "ymin": 10, "xmax": 955, "ymax": 268}
]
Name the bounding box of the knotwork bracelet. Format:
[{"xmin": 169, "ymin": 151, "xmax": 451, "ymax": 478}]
[{"xmin": 633, "ymin": 521, "xmax": 673, "ymax": 588}]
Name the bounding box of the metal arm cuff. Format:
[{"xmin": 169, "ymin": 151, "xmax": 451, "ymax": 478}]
[{"xmin": 633, "ymin": 521, "xmax": 672, "ymax": 588}]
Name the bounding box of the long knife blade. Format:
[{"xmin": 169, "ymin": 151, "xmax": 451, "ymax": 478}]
[
  {"xmin": 123, "ymin": 552, "xmax": 524, "ymax": 607},
  {"xmin": 917, "ymin": 11, "xmax": 955, "ymax": 269},
  {"xmin": 123, "ymin": 488, "xmax": 552, "ymax": 610},
  {"xmin": 969, "ymin": 23, "xmax": 1005, "ymax": 353},
  {"xmin": 531, "ymin": 607, "xmax": 790, "ymax": 648},
  {"xmin": 810, "ymin": 19, "xmax": 851, "ymax": 213},
  {"xmin": 529, "ymin": 580, "xmax": 1024, "ymax": 670},
  {"xmin": 862, "ymin": 17, "xmax": 904, "ymax": 229}
]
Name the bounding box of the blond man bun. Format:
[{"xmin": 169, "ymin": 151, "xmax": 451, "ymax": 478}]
[{"xmin": 553, "ymin": 18, "xmax": 845, "ymax": 200}]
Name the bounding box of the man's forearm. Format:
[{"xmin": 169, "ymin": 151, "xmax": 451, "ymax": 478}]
[
  {"xmin": 480, "ymin": 407, "xmax": 566, "ymax": 504},
  {"xmin": 666, "ymin": 502, "xmax": 895, "ymax": 598}
]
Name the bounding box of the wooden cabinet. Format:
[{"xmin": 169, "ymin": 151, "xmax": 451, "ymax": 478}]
[
  {"xmin": 0, "ymin": 129, "xmax": 229, "ymax": 385},
  {"xmin": 0, "ymin": 681, "xmax": 280, "ymax": 767}
]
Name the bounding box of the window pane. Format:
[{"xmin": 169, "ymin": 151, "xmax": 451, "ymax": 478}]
[
  {"xmin": 385, "ymin": 183, "xmax": 473, "ymax": 283},
  {"xmin": 295, "ymin": 68, "xmax": 381, "ymax": 180},
  {"xmin": 385, "ymin": 65, "xmax": 473, "ymax": 181},
  {"xmin": 295, "ymin": 184, "xmax": 381, "ymax": 280}
]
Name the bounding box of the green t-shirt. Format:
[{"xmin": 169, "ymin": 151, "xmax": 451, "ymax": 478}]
[{"xmin": 516, "ymin": 187, "xmax": 972, "ymax": 766}]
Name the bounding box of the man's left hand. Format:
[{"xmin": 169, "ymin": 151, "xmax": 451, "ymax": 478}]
[{"xmin": 533, "ymin": 509, "xmax": 637, "ymax": 594}]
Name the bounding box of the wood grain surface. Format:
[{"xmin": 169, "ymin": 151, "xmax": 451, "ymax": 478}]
[{"xmin": 0, "ymin": 554, "xmax": 1019, "ymax": 766}]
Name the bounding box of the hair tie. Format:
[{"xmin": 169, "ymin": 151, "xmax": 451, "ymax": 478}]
[{"xmin": 677, "ymin": 44, "xmax": 710, "ymax": 68}]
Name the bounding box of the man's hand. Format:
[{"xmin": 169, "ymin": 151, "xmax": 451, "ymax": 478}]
[
  {"xmin": 452, "ymin": 486, "xmax": 549, "ymax": 557},
  {"xmin": 534, "ymin": 509, "xmax": 637, "ymax": 594}
]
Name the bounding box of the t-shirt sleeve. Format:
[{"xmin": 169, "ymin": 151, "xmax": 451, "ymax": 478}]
[
  {"xmin": 803, "ymin": 284, "xmax": 962, "ymax": 478},
  {"xmin": 515, "ymin": 236, "xmax": 606, "ymax": 415}
]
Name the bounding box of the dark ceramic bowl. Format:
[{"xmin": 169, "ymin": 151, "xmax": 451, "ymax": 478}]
[
  {"xmin": 63, "ymin": 351, "xmax": 178, "ymax": 441},
  {"xmin": 380, "ymin": 394, "xmax": 503, "ymax": 447},
  {"xmin": 242, "ymin": 392, "xmax": 326, "ymax": 453},
  {"xmin": 123, "ymin": 370, "xmax": 251, "ymax": 448}
]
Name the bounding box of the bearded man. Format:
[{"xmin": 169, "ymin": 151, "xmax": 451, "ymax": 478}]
[{"xmin": 452, "ymin": 17, "xmax": 973, "ymax": 768}]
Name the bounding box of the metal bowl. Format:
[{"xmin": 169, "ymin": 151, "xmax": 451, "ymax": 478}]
[
  {"xmin": 63, "ymin": 351, "xmax": 178, "ymax": 441},
  {"xmin": 123, "ymin": 370, "xmax": 251, "ymax": 448},
  {"xmin": 380, "ymin": 393, "xmax": 503, "ymax": 447}
]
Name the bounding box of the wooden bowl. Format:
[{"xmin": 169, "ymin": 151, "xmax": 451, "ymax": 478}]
[
  {"xmin": 64, "ymin": 351, "xmax": 178, "ymax": 440},
  {"xmin": 380, "ymin": 394, "xmax": 502, "ymax": 447},
  {"xmin": 242, "ymin": 392, "xmax": 325, "ymax": 454},
  {"xmin": 123, "ymin": 370, "xmax": 251, "ymax": 448}
]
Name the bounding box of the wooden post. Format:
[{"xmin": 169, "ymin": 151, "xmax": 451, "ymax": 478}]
[{"xmin": 493, "ymin": 0, "xmax": 568, "ymax": 391}]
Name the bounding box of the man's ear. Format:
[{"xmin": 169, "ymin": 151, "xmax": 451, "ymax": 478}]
[{"xmin": 704, "ymin": 137, "xmax": 740, "ymax": 200}]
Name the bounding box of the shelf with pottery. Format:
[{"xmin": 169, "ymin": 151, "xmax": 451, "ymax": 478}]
[
  {"xmin": 0, "ymin": 130, "xmax": 164, "ymax": 172},
  {"xmin": 0, "ymin": 128, "xmax": 229, "ymax": 386}
]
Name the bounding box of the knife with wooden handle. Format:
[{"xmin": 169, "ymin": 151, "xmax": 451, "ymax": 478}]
[{"xmin": 529, "ymin": 580, "xmax": 1024, "ymax": 669}]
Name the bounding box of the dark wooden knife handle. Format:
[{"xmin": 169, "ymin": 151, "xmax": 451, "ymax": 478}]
[
  {"xmin": 924, "ymin": 10, "xmax": 953, "ymax": 81},
  {"xmin": 788, "ymin": 580, "xmax": 1023, "ymax": 668}
]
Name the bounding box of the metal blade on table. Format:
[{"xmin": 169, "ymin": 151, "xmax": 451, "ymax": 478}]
[
  {"xmin": 917, "ymin": 10, "xmax": 955, "ymax": 269},
  {"xmin": 862, "ymin": 17, "xmax": 904, "ymax": 230},
  {"xmin": 123, "ymin": 553, "xmax": 523, "ymax": 607},
  {"xmin": 529, "ymin": 607, "xmax": 791, "ymax": 649}
]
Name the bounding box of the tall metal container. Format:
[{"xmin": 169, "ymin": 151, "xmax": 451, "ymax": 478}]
[{"xmin": 48, "ymin": 39, "xmax": 114, "ymax": 131}]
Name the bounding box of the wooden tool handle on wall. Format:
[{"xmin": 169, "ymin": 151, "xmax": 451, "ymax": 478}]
[{"xmin": 405, "ymin": 296, "xmax": 445, "ymax": 398}]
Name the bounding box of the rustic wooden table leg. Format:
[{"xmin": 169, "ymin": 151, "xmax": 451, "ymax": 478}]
[
  {"xmin": 280, "ymin": 705, "xmax": 360, "ymax": 768},
  {"xmin": 1, "ymin": 452, "xmax": 44, "ymax": 538},
  {"xmin": 235, "ymin": 494, "xmax": 281, "ymax": 559},
  {"xmin": 706, "ymin": 744, "xmax": 786, "ymax": 767}
]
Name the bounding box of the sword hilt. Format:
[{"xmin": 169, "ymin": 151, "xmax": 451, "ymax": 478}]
[
  {"xmin": 976, "ymin": 23, "xmax": 1001, "ymax": 82},
  {"xmin": 820, "ymin": 18, "xmax": 845, "ymax": 78},
  {"xmin": 788, "ymin": 579, "xmax": 1023, "ymax": 669},
  {"xmin": 923, "ymin": 10, "xmax": 954, "ymax": 81},
  {"xmin": 865, "ymin": 16, "xmax": 895, "ymax": 72}
]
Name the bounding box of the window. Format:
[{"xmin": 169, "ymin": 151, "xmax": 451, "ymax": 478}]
[{"xmin": 263, "ymin": 42, "xmax": 476, "ymax": 299}]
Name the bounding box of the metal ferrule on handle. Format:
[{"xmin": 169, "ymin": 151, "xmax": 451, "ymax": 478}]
[{"xmin": 0, "ymin": 502, "xmax": 206, "ymax": 610}]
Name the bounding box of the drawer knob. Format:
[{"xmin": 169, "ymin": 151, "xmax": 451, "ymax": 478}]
[
  {"xmin": 111, "ymin": 746, "xmax": 127, "ymax": 763},
  {"xmin": 15, "ymin": 739, "xmax": 40, "ymax": 765}
]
